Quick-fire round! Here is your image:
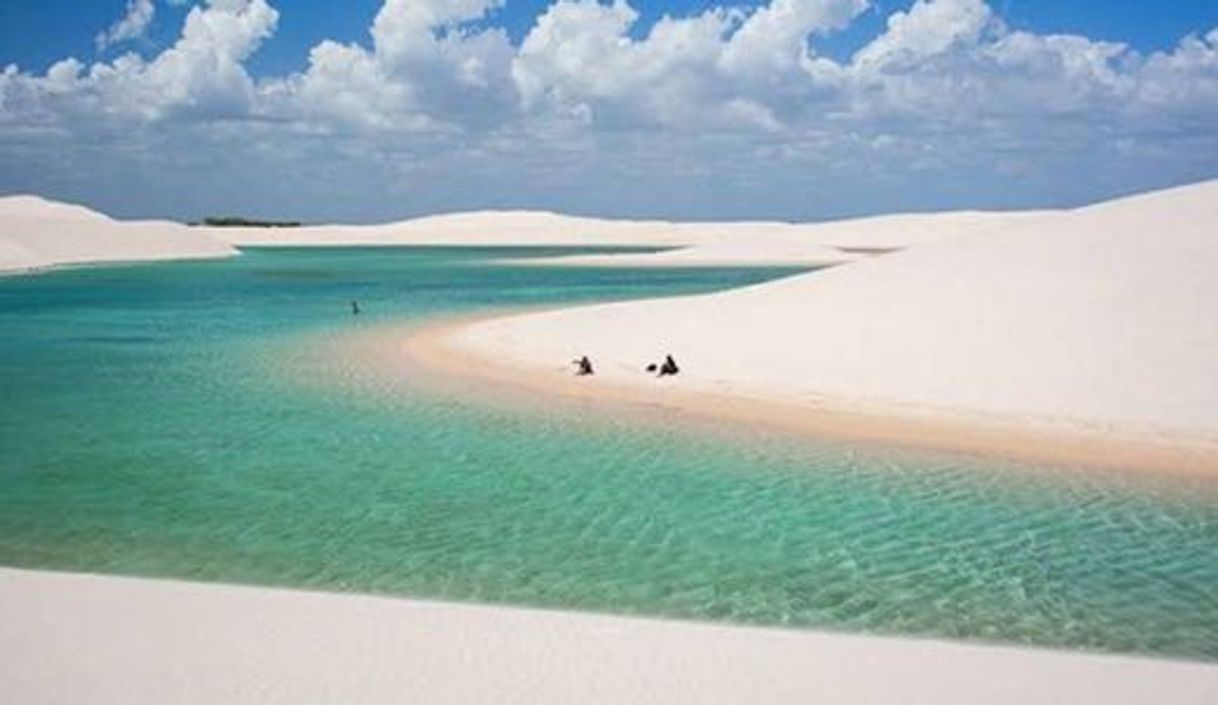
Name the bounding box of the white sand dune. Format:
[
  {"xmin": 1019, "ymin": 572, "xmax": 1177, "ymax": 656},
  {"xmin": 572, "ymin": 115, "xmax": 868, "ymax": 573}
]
[
  {"xmin": 3, "ymin": 192, "xmax": 1052, "ymax": 273},
  {"xmin": 3, "ymin": 569, "xmax": 1215, "ymax": 705},
  {"xmin": 451, "ymin": 180, "xmax": 1218, "ymax": 440},
  {"xmin": 508, "ymin": 210, "xmax": 1053, "ymax": 268},
  {"xmin": 210, "ymin": 210, "xmax": 698, "ymax": 247},
  {"xmin": 0, "ymin": 195, "xmax": 237, "ymax": 274},
  {"xmin": 209, "ymin": 208, "xmax": 1049, "ymax": 269}
]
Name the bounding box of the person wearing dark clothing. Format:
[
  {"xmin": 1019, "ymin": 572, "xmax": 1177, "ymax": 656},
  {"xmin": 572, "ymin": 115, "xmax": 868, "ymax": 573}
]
[
  {"xmin": 351, "ymin": 300, "xmax": 361, "ymax": 316},
  {"xmin": 658, "ymin": 354, "xmax": 679, "ymax": 377},
  {"xmin": 574, "ymin": 355, "xmax": 594, "ymax": 376}
]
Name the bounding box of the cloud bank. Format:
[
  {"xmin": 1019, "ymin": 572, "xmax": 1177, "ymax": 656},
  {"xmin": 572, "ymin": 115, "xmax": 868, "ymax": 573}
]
[{"xmin": 2, "ymin": 0, "xmax": 1217, "ymax": 221}]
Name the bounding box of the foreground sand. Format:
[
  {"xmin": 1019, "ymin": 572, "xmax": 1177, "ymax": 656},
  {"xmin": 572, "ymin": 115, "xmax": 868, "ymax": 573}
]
[
  {"xmin": 439, "ymin": 181, "xmax": 1218, "ymax": 469},
  {"xmin": 3, "ymin": 568, "xmax": 1215, "ymax": 704}
]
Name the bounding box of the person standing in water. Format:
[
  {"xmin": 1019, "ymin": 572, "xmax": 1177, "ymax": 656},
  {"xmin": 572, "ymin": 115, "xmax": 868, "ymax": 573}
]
[{"xmin": 351, "ymin": 300, "xmax": 361, "ymax": 316}]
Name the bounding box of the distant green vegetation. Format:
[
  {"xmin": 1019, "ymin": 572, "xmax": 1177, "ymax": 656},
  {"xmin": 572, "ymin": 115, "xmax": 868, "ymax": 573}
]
[{"xmin": 196, "ymin": 217, "xmax": 302, "ymax": 228}]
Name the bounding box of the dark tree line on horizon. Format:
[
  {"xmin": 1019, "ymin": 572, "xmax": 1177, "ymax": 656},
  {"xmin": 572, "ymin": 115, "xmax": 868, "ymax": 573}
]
[{"xmin": 194, "ymin": 216, "xmax": 303, "ymax": 228}]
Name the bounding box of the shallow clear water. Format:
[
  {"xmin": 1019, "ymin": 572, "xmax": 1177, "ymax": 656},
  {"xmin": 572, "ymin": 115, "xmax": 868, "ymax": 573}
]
[{"xmin": 1, "ymin": 247, "xmax": 1216, "ymax": 661}]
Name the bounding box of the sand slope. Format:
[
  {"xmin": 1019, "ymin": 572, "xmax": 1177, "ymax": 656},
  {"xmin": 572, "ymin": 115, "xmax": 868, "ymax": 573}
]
[
  {"xmin": 3, "ymin": 569, "xmax": 1215, "ymax": 705},
  {"xmin": 454, "ymin": 180, "xmax": 1218, "ymax": 437},
  {"xmin": 0, "ymin": 195, "xmax": 237, "ymax": 274}
]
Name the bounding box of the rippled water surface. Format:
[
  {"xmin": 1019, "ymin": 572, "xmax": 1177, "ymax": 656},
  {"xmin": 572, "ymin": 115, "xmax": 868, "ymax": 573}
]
[{"xmin": 1, "ymin": 247, "xmax": 1216, "ymax": 660}]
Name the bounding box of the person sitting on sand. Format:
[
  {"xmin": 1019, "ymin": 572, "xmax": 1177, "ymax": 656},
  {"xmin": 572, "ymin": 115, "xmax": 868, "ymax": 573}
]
[
  {"xmin": 658, "ymin": 354, "xmax": 679, "ymax": 377},
  {"xmin": 573, "ymin": 355, "xmax": 594, "ymax": 376}
]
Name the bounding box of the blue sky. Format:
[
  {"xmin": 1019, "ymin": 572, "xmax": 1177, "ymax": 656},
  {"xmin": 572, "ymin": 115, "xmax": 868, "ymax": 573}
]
[
  {"xmin": 1, "ymin": 1, "xmax": 1216, "ymax": 222},
  {"xmin": 5, "ymin": 1, "xmax": 1218, "ymax": 73}
]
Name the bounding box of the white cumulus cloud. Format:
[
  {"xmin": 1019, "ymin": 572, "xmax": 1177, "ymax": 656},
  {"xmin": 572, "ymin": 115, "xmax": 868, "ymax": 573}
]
[
  {"xmin": 12, "ymin": 0, "xmax": 279, "ymax": 123},
  {"xmin": 1, "ymin": 0, "xmax": 1216, "ymax": 221},
  {"xmin": 96, "ymin": 0, "xmax": 158, "ymax": 51}
]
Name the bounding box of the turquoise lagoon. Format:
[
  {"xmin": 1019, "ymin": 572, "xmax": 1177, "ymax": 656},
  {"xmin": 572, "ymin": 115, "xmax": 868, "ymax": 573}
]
[{"xmin": 1, "ymin": 247, "xmax": 1216, "ymax": 660}]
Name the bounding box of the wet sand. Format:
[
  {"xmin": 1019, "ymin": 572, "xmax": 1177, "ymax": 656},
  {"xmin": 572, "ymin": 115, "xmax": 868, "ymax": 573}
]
[{"xmin": 373, "ymin": 315, "xmax": 1218, "ymax": 477}]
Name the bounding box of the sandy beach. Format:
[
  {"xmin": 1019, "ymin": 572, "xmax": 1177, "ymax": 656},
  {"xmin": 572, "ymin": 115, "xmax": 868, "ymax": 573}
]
[
  {"xmin": 414, "ymin": 181, "xmax": 1218, "ymax": 473},
  {"xmin": 386, "ymin": 316, "xmax": 1218, "ymax": 476},
  {"xmin": 3, "ymin": 568, "xmax": 1215, "ymax": 705}
]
